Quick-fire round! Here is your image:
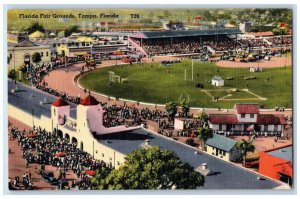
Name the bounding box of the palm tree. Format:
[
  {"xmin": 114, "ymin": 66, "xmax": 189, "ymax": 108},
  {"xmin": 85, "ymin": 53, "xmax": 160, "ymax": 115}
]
[
  {"xmin": 236, "ymin": 139, "xmax": 255, "ymax": 165},
  {"xmin": 180, "ymin": 99, "xmax": 190, "ymax": 118},
  {"xmin": 165, "ymin": 101, "xmax": 177, "ymax": 122},
  {"xmin": 197, "ymin": 127, "xmax": 213, "ymax": 151},
  {"xmin": 199, "ymin": 112, "xmax": 209, "ymax": 127}
]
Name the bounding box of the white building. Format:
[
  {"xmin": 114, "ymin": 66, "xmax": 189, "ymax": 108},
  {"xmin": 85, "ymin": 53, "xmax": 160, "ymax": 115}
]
[
  {"xmin": 208, "ymin": 104, "xmax": 286, "ymax": 136},
  {"xmin": 211, "ymin": 76, "xmax": 224, "ymax": 87},
  {"xmin": 205, "ymin": 133, "xmax": 240, "ymax": 162},
  {"xmin": 7, "ymin": 40, "xmax": 51, "ymax": 71}
]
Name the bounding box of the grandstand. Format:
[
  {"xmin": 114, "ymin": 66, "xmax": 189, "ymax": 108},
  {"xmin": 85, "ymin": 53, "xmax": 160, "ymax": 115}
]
[
  {"xmin": 129, "ymin": 29, "xmax": 292, "ymax": 57},
  {"xmin": 129, "ymin": 29, "xmax": 242, "ymax": 56}
]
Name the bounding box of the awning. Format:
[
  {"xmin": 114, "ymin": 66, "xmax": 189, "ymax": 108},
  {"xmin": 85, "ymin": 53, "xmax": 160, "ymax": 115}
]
[
  {"xmin": 86, "ymin": 170, "xmax": 95, "ymax": 176},
  {"xmin": 55, "ymin": 152, "xmax": 66, "ymax": 157}
]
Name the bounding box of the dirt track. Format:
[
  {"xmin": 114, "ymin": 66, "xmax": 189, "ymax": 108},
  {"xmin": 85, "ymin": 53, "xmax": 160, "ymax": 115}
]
[{"xmin": 216, "ymin": 56, "xmax": 292, "ymax": 68}]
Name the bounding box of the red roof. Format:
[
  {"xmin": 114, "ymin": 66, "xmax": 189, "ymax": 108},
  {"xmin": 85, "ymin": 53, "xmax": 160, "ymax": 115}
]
[
  {"xmin": 257, "ymin": 114, "xmax": 286, "ymax": 125},
  {"xmin": 209, "ymin": 113, "xmax": 286, "ymax": 125},
  {"xmin": 246, "ymin": 31, "xmax": 274, "ymax": 37},
  {"xmin": 279, "ymin": 23, "xmax": 289, "ymax": 28},
  {"xmin": 80, "ymin": 95, "xmax": 99, "ymax": 106},
  {"xmin": 209, "ymin": 114, "xmax": 239, "ymax": 124},
  {"xmin": 52, "ymin": 98, "xmax": 69, "ymax": 107},
  {"xmin": 235, "ymin": 104, "xmax": 259, "ymax": 114}
]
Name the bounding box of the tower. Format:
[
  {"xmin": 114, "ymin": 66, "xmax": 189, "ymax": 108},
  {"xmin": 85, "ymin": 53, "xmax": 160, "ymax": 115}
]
[{"xmin": 51, "ymin": 98, "xmax": 70, "ymax": 126}]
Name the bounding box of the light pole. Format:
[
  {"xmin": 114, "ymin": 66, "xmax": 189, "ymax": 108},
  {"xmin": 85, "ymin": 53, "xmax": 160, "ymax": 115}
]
[{"xmin": 192, "ymin": 59, "xmax": 194, "ymax": 81}]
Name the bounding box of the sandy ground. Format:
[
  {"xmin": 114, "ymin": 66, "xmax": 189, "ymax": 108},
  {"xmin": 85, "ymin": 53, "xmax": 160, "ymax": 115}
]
[
  {"xmin": 8, "ymin": 117, "xmax": 79, "ymax": 190},
  {"xmin": 216, "ymin": 56, "xmax": 292, "ymax": 68}
]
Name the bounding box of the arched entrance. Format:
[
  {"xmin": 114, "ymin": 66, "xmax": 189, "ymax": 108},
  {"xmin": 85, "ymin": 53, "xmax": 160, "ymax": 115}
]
[
  {"xmin": 24, "ymin": 54, "xmax": 30, "ymax": 65},
  {"xmin": 71, "ymin": 137, "xmax": 78, "ymax": 146},
  {"xmin": 57, "ymin": 130, "xmax": 63, "ymax": 139},
  {"xmin": 65, "ymin": 133, "xmax": 70, "ymax": 142}
]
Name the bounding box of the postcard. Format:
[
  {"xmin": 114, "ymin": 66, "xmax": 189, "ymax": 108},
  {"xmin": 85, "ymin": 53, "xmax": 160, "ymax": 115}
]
[{"xmin": 6, "ymin": 7, "xmax": 293, "ymax": 191}]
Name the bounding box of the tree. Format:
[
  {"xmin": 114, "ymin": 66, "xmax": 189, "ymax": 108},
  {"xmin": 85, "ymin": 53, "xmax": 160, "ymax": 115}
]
[
  {"xmin": 8, "ymin": 69, "xmax": 17, "ymax": 81},
  {"xmin": 199, "ymin": 112, "xmax": 209, "ymax": 127},
  {"xmin": 32, "ymin": 52, "xmax": 41, "ymax": 66},
  {"xmin": 93, "ymin": 146, "xmax": 204, "ymax": 190},
  {"xmin": 64, "ymin": 25, "xmax": 79, "ymax": 37},
  {"xmin": 197, "ymin": 126, "xmax": 213, "ymax": 150},
  {"xmin": 165, "ymin": 101, "xmax": 177, "ymax": 122},
  {"xmin": 90, "ymin": 167, "xmax": 112, "ymax": 190},
  {"xmin": 236, "ymin": 139, "xmax": 255, "ymax": 165},
  {"xmin": 180, "ymin": 99, "xmax": 190, "ymax": 118},
  {"xmin": 26, "ymin": 22, "xmax": 45, "ymax": 34}
]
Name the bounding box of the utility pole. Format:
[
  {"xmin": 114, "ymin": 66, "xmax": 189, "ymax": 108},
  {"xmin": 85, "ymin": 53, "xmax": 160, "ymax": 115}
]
[{"xmin": 192, "ymin": 59, "xmax": 194, "ymax": 81}]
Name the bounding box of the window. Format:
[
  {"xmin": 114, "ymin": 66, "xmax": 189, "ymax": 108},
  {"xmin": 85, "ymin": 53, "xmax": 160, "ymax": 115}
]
[
  {"xmin": 41, "ymin": 52, "xmax": 43, "ymax": 57},
  {"xmin": 102, "ymin": 153, "xmax": 104, "ymax": 157},
  {"xmin": 46, "ymin": 51, "xmax": 49, "ymax": 56},
  {"xmin": 274, "ymin": 125, "xmax": 278, "ymax": 131},
  {"xmin": 117, "ymin": 161, "xmax": 120, "ymax": 165},
  {"xmin": 264, "ymin": 125, "xmax": 268, "ymax": 131},
  {"xmin": 241, "ymin": 114, "xmax": 245, "ymax": 118},
  {"xmin": 250, "ymin": 114, "xmax": 254, "ymax": 118},
  {"xmin": 219, "ymin": 124, "xmax": 222, "ymax": 131},
  {"xmin": 223, "ymin": 151, "xmax": 226, "ymax": 156},
  {"xmin": 10, "ymin": 53, "xmax": 12, "ymax": 59}
]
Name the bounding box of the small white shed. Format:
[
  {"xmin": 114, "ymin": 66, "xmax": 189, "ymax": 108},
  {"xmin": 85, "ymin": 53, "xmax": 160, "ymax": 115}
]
[{"xmin": 211, "ymin": 76, "xmax": 224, "ymax": 87}]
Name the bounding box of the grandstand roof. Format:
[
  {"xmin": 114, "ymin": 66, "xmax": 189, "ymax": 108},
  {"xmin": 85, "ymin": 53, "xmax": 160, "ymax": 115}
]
[{"xmin": 130, "ymin": 29, "xmax": 242, "ymax": 39}]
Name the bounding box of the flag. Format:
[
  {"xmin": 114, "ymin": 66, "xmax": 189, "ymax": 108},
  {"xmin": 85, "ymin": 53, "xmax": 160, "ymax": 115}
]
[{"xmin": 246, "ymin": 124, "xmax": 254, "ymax": 132}]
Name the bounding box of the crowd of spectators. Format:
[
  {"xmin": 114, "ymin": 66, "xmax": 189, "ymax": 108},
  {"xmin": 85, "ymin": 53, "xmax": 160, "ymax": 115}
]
[
  {"xmin": 266, "ymin": 36, "xmax": 292, "ymax": 47},
  {"xmin": 133, "ymin": 35, "xmax": 292, "ymax": 56},
  {"xmin": 9, "ymin": 126, "xmax": 109, "ymax": 190}
]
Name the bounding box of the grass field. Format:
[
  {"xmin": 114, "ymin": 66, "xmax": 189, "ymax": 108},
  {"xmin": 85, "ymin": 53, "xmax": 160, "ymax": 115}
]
[{"xmin": 79, "ymin": 60, "xmax": 292, "ymax": 108}]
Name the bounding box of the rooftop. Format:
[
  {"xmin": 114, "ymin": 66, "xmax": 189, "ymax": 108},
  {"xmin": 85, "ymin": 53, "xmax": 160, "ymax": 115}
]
[
  {"xmin": 205, "ymin": 133, "xmax": 237, "ymax": 152},
  {"xmin": 235, "ymin": 104, "xmax": 260, "ymax": 114},
  {"xmin": 13, "ymin": 39, "xmax": 39, "ymax": 47},
  {"xmin": 267, "ymin": 145, "xmax": 293, "ymax": 162},
  {"xmin": 80, "ymin": 95, "xmax": 99, "ymax": 106},
  {"xmin": 212, "ymin": 76, "xmax": 223, "ymax": 81},
  {"xmin": 8, "ymin": 80, "xmax": 77, "ymax": 119},
  {"xmin": 96, "ymin": 129, "xmax": 280, "ymax": 189},
  {"xmin": 209, "ymin": 114, "xmax": 239, "ymax": 124},
  {"xmin": 131, "ymin": 29, "xmax": 242, "ymax": 39},
  {"xmin": 52, "ymin": 98, "xmax": 69, "ymax": 107}
]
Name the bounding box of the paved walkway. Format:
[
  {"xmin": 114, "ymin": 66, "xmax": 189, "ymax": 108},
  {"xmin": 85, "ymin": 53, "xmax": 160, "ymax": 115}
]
[{"xmin": 8, "ymin": 117, "xmax": 79, "ymax": 190}]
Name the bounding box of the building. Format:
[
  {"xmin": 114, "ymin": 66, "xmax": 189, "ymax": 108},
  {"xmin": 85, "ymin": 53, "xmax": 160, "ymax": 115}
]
[
  {"xmin": 211, "ymin": 76, "xmax": 224, "ymax": 87},
  {"xmin": 208, "ymin": 104, "xmax": 286, "ymax": 136},
  {"xmin": 28, "ymin": 31, "xmax": 45, "ymax": 39},
  {"xmin": 56, "ymin": 43, "xmax": 127, "ymax": 57},
  {"xmin": 205, "ymin": 133, "xmax": 240, "ymax": 162},
  {"xmin": 7, "ymin": 40, "xmax": 51, "ymax": 71},
  {"xmin": 239, "ymin": 21, "xmax": 252, "ymax": 33},
  {"xmin": 8, "ymin": 81, "xmax": 286, "ymax": 189},
  {"xmin": 259, "ymin": 145, "xmax": 292, "ymax": 187}
]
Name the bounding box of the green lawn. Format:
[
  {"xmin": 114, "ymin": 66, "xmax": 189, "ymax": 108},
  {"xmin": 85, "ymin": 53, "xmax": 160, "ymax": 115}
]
[{"xmin": 79, "ymin": 60, "xmax": 292, "ymax": 108}]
